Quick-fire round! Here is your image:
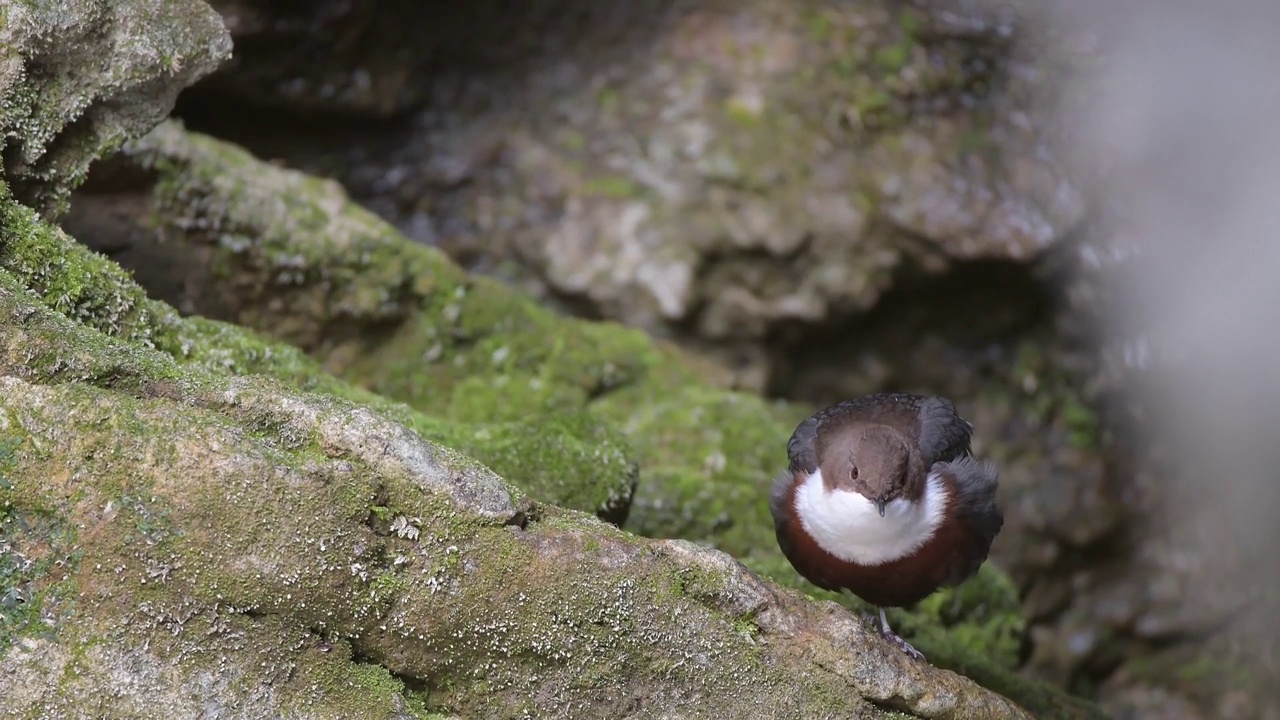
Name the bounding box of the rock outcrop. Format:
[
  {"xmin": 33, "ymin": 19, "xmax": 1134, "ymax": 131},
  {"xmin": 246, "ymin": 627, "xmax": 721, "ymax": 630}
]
[
  {"xmin": 174, "ymin": 0, "xmax": 1086, "ymax": 383},
  {"xmin": 0, "ymin": 0, "xmax": 231, "ymax": 215},
  {"xmin": 164, "ymin": 3, "xmax": 1222, "ymax": 713},
  {"xmin": 1, "ymin": 186, "xmax": 1102, "ymax": 717},
  {"xmin": 1, "ymin": 0, "xmax": 1108, "ymax": 717}
]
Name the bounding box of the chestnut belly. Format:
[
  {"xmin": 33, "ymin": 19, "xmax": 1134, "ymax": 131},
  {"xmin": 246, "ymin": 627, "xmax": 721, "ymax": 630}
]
[{"xmin": 777, "ymin": 512, "xmax": 979, "ymax": 608}]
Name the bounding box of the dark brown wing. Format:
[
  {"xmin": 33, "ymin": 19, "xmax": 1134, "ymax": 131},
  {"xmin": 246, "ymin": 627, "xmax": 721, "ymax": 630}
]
[
  {"xmin": 786, "ymin": 393, "xmax": 973, "ymax": 471},
  {"xmin": 785, "ymin": 413, "xmax": 822, "ymax": 473},
  {"xmin": 913, "ymin": 395, "xmax": 974, "ymax": 464},
  {"xmin": 935, "ymin": 454, "xmax": 1003, "ymax": 586}
]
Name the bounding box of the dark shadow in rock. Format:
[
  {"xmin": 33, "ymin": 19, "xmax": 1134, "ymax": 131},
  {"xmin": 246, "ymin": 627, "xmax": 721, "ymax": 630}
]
[
  {"xmin": 766, "ymin": 255, "xmax": 1053, "ymax": 406},
  {"xmin": 178, "ymin": 1, "xmax": 682, "ymax": 121}
]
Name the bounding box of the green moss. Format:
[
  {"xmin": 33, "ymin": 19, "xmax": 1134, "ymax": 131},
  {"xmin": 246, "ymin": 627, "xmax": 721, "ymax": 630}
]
[
  {"xmin": 1061, "ymin": 396, "xmax": 1100, "ymax": 449},
  {"xmin": 958, "ymin": 126, "xmax": 988, "ymax": 155},
  {"xmin": 0, "ymin": 405, "xmax": 79, "ymax": 657},
  {"xmin": 443, "ymin": 372, "xmax": 589, "ymax": 424},
  {"xmin": 594, "ymin": 384, "xmax": 801, "ymax": 559},
  {"xmin": 596, "ymin": 87, "xmax": 620, "ymax": 113},
  {"xmin": 347, "ymin": 271, "xmax": 658, "ymax": 411},
  {"xmin": 388, "ymin": 509, "xmax": 786, "ymax": 715},
  {"xmin": 0, "ymin": 371, "xmax": 470, "ymax": 714},
  {"xmin": 0, "ymin": 433, "xmax": 19, "ymax": 498},
  {"xmin": 0, "ymin": 187, "xmax": 170, "ymax": 347},
  {"xmin": 1, "ymin": 172, "xmax": 635, "ymax": 523},
  {"xmin": 873, "ymin": 43, "xmax": 911, "ymax": 73},
  {"xmin": 169, "ymin": 317, "xmax": 431, "ymax": 437},
  {"xmin": 724, "ymin": 97, "xmax": 764, "ymax": 126},
  {"xmin": 559, "ymin": 130, "xmax": 586, "ymax": 153},
  {"xmin": 0, "ymin": 429, "xmax": 37, "ymax": 650},
  {"xmin": 834, "ymin": 54, "xmax": 859, "ymax": 78},
  {"xmin": 580, "ymin": 174, "xmax": 643, "ymax": 199},
  {"xmin": 898, "ymin": 8, "xmax": 922, "ymax": 38},
  {"xmin": 887, "ymin": 563, "xmax": 1025, "ymax": 669},
  {"xmin": 1011, "ymin": 338, "xmax": 1104, "ymax": 450},
  {"xmin": 855, "ymin": 88, "xmax": 893, "ymax": 119},
  {"xmin": 271, "ymin": 636, "xmax": 436, "ymax": 719},
  {"xmin": 1121, "ymin": 647, "xmax": 1262, "ymax": 706},
  {"xmin": 419, "ymin": 410, "xmax": 638, "ymax": 521},
  {"xmin": 806, "ymin": 12, "xmax": 835, "ymax": 42}
]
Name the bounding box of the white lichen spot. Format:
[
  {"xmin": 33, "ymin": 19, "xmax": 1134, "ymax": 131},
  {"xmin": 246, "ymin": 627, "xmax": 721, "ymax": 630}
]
[
  {"xmin": 389, "ymin": 515, "xmax": 420, "ymax": 540},
  {"xmin": 702, "ymin": 451, "xmax": 727, "ymax": 474}
]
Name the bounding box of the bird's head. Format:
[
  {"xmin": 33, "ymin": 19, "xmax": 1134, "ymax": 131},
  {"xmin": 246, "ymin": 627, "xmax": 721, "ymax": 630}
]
[{"xmin": 818, "ymin": 426, "xmax": 918, "ymax": 517}]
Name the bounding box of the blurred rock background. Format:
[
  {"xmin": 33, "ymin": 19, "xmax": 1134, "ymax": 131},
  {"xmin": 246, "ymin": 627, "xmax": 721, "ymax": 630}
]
[{"xmin": 49, "ymin": 0, "xmax": 1279, "ymax": 717}]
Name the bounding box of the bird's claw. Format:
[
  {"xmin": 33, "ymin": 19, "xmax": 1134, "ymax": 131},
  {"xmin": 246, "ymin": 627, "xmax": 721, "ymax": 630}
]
[
  {"xmin": 880, "ymin": 628, "xmax": 926, "ymax": 661},
  {"xmin": 872, "ymin": 607, "xmax": 927, "ymax": 661}
]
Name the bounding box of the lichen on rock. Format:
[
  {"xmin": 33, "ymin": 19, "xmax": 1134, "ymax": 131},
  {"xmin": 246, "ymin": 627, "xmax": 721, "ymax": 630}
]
[
  {"xmin": 0, "ymin": 183, "xmax": 635, "ymax": 524},
  {"xmin": 0, "ymin": 0, "xmax": 1111, "ymax": 710},
  {"xmin": 0, "ymin": 0, "xmax": 231, "ymax": 216},
  {"xmin": 0, "ymin": 225, "xmax": 1047, "ymax": 717},
  {"xmin": 50, "ymin": 121, "xmax": 1105, "ymax": 719}
]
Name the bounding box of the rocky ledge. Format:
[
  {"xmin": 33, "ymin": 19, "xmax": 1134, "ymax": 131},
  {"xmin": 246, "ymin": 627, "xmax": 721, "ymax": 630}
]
[{"xmin": 1, "ymin": 0, "xmax": 1106, "ymax": 717}]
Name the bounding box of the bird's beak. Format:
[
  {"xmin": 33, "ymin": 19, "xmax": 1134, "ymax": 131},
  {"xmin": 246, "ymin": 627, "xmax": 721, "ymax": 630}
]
[{"xmin": 875, "ymin": 496, "xmax": 887, "ymax": 517}]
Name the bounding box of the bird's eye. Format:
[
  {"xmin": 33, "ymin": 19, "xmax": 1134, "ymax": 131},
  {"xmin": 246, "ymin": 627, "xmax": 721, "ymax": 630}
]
[{"xmin": 849, "ymin": 465, "xmax": 859, "ymax": 480}]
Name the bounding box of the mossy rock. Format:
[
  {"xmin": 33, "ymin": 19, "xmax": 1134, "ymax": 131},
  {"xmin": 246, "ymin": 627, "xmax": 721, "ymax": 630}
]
[
  {"xmin": 593, "ymin": 384, "xmax": 801, "ymax": 557},
  {"xmin": 0, "ymin": 204, "xmax": 1043, "ymax": 717},
  {"xmin": 425, "ymin": 408, "xmax": 639, "ymax": 525},
  {"xmin": 41, "ymin": 124, "xmax": 1109, "ymax": 718},
  {"xmin": 0, "ymin": 0, "xmax": 231, "ymax": 214}
]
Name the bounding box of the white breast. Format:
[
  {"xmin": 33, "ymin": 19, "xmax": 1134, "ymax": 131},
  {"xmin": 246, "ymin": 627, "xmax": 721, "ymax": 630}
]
[{"xmin": 792, "ymin": 468, "xmax": 949, "ymax": 566}]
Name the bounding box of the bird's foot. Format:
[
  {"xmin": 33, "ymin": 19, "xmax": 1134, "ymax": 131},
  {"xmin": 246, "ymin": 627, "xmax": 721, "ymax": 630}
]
[
  {"xmin": 880, "ymin": 628, "xmax": 926, "ymax": 661},
  {"xmin": 874, "ymin": 607, "xmax": 926, "ymax": 661}
]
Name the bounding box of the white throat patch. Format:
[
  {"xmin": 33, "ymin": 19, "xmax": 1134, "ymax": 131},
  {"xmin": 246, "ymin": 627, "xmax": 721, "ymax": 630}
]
[{"xmin": 792, "ymin": 468, "xmax": 949, "ymax": 566}]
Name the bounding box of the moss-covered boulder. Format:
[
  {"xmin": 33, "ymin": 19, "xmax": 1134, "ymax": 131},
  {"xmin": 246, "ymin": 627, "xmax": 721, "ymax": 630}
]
[
  {"xmin": 1, "ymin": 188, "xmax": 1054, "ymax": 718},
  {"xmin": 0, "ymin": 0, "xmax": 231, "ymax": 216},
  {"xmin": 54, "ymin": 122, "xmax": 1106, "ymax": 718},
  {"xmin": 68, "ymin": 120, "xmax": 749, "ymax": 531},
  {"xmin": 0, "ymin": 192, "xmax": 636, "ymax": 526},
  {"xmin": 0, "ymin": 3, "xmax": 1106, "ymax": 710}
]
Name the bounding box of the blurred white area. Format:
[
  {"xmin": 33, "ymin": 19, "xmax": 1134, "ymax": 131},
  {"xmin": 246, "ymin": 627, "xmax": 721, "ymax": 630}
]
[{"xmin": 1032, "ymin": 0, "xmax": 1280, "ymax": 644}]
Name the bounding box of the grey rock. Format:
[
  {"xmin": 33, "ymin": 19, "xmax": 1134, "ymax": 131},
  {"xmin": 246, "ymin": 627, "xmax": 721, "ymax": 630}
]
[
  {"xmin": 174, "ymin": 0, "xmax": 1086, "ymax": 359},
  {"xmin": 0, "ymin": 254, "xmax": 1041, "ymax": 719},
  {"xmin": 0, "ymin": 0, "xmax": 231, "ymax": 214}
]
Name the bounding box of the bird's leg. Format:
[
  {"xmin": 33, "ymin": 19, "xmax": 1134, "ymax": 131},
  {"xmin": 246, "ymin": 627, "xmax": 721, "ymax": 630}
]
[{"xmin": 877, "ymin": 607, "xmax": 926, "ymax": 661}]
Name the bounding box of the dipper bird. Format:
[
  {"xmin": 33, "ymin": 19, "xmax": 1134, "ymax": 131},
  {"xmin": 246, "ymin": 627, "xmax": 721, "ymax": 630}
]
[{"xmin": 770, "ymin": 393, "xmax": 1003, "ymax": 660}]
